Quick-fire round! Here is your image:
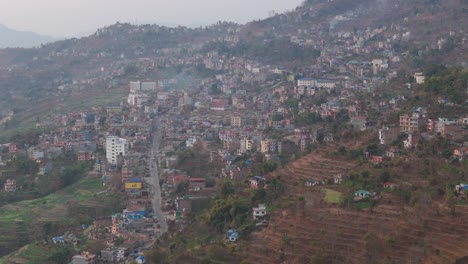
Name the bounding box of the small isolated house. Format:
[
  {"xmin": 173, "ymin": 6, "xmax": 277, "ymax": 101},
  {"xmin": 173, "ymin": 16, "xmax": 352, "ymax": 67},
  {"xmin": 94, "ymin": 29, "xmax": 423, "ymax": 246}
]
[
  {"xmin": 189, "ymin": 178, "xmax": 206, "ymax": 191},
  {"xmin": 305, "ymin": 179, "xmax": 320, "ymax": 187},
  {"xmin": 414, "ymin": 72, "xmax": 425, "ymax": 84},
  {"xmin": 52, "ymin": 236, "xmax": 65, "ymax": 245},
  {"xmin": 250, "ymin": 176, "xmax": 266, "ymax": 189},
  {"xmin": 135, "ymin": 255, "xmax": 146, "ymax": 264},
  {"xmin": 253, "ymin": 204, "xmax": 267, "ymax": 220},
  {"xmin": 454, "ymin": 148, "xmax": 468, "ymax": 162},
  {"xmin": 371, "ymin": 156, "xmax": 384, "ymax": 164},
  {"xmin": 334, "ymin": 174, "xmax": 347, "ymax": 184},
  {"xmin": 383, "ymin": 182, "xmax": 398, "ymax": 189},
  {"xmin": 226, "ymin": 229, "xmax": 239, "ymax": 242},
  {"xmin": 354, "ymin": 190, "xmax": 371, "ymax": 197},
  {"xmin": 455, "ymin": 184, "xmax": 468, "ymax": 194}
]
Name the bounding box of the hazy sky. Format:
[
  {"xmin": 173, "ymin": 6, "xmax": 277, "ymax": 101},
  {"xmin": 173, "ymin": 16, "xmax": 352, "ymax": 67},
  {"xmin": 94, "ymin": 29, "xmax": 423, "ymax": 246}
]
[{"xmin": 0, "ymin": 0, "xmax": 304, "ymax": 38}]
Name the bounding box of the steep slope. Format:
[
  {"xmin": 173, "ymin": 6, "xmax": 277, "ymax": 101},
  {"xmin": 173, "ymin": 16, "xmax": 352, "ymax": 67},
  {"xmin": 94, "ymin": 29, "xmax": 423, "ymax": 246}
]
[{"xmin": 244, "ymin": 151, "xmax": 468, "ymax": 263}]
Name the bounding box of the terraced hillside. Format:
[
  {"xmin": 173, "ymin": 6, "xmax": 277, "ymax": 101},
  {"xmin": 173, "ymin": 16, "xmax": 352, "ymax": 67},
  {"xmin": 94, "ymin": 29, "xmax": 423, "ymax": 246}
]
[
  {"xmin": 272, "ymin": 152, "xmax": 357, "ymax": 187},
  {"xmin": 245, "ymin": 151, "xmax": 468, "ymax": 264},
  {"xmin": 0, "ymin": 176, "xmax": 122, "ymax": 260}
]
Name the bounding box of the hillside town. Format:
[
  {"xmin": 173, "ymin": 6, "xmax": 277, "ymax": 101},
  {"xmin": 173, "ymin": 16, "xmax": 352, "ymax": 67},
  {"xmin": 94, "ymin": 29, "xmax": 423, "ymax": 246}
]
[
  {"xmin": 0, "ymin": 0, "xmax": 467, "ymax": 263},
  {"xmin": 1, "ymin": 55, "xmax": 466, "ymax": 262}
]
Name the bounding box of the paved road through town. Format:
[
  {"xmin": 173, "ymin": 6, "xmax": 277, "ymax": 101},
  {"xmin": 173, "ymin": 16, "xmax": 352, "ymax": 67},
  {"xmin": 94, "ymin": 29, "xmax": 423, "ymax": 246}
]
[{"xmin": 146, "ymin": 117, "xmax": 168, "ymax": 235}]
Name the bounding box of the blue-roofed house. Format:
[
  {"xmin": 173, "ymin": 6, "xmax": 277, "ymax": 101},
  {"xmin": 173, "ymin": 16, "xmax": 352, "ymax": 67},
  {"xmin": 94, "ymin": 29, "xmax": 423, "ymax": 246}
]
[
  {"xmin": 124, "ymin": 210, "xmax": 149, "ymax": 219},
  {"xmin": 455, "ymin": 184, "xmax": 468, "ymax": 194},
  {"xmin": 354, "ymin": 190, "xmax": 371, "ymax": 197},
  {"xmin": 226, "ymin": 229, "xmax": 239, "ymax": 242},
  {"xmin": 223, "ymin": 155, "xmax": 239, "ymax": 166},
  {"xmin": 136, "ymin": 255, "xmax": 146, "ymax": 264},
  {"xmin": 52, "ymin": 236, "xmax": 65, "ymax": 244}
]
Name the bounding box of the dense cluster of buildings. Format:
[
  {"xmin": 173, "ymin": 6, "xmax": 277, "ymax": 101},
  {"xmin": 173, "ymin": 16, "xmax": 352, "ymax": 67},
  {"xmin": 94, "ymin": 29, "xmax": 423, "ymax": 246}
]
[{"xmin": 0, "ymin": 3, "xmax": 466, "ymax": 261}]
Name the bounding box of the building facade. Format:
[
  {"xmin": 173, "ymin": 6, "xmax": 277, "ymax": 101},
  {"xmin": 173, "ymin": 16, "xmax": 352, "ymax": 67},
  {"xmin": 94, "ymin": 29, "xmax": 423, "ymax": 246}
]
[{"xmin": 106, "ymin": 136, "xmax": 128, "ymax": 165}]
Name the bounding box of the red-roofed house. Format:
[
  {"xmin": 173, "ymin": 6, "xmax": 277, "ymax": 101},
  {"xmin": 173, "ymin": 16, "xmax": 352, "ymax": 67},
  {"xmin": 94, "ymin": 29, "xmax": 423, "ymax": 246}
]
[
  {"xmin": 371, "ymin": 156, "xmax": 384, "ymax": 164},
  {"xmin": 189, "ymin": 178, "xmax": 206, "ymax": 191},
  {"xmin": 210, "ymin": 99, "xmax": 229, "ymax": 111},
  {"xmin": 172, "ymin": 175, "xmax": 190, "ymax": 187},
  {"xmin": 454, "ymin": 148, "xmax": 468, "ymax": 161}
]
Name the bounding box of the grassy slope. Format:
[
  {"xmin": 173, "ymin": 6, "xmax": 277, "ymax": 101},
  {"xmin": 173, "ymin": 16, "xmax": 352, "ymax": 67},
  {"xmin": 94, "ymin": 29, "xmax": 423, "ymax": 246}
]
[
  {"xmin": 2, "ymin": 243, "xmax": 72, "ymax": 264},
  {"xmin": 0, "ymin": 175, "xmax": 116, "ymax": 263},
  {"xmin": 323, "ymin": 188, "xmax": 342, "ymax": 204}
]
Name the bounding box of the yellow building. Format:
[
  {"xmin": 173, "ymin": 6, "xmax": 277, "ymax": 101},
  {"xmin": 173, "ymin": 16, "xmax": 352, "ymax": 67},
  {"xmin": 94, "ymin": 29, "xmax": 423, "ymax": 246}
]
[{"xmin": 125, "ymin": 178, "xmax": 142, "ymax": 189}]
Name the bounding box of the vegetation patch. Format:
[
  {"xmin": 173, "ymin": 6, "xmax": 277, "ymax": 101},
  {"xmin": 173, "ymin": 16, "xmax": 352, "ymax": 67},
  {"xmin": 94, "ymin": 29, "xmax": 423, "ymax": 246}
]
[
  {"xmin": 323, "ymin": 189, "xmax": 342, "ymax": 204},
  {"xmin": 0, "ymin": 176, "xmax": 123, "ymax": 259}
]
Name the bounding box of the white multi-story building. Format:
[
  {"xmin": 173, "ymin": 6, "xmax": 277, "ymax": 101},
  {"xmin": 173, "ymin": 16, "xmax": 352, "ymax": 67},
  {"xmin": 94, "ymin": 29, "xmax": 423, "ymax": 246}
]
[
  {"xmin": 106, "ymin": 136, "xmax": 128, "ymax": 165},
  {"xmin": 141, "ymin": 82, "xmax": 156, "ymax": 91},
  {"xmin": 316, "ymin": 79, "xmax": 336, "ymax": 89},
  {"xmin": 127, "ymin": 93, "xmax": 149, "ymax": 107},
  {"xmin": 297, "ymin": 78, "xmax": 336, "ymax": 89},
  {"xmin": 297, "ymin": 78, "xmax": 315, "ymax": 87},
  {"xmin": 240, "ymin": 138, "xmax": 254, "ymax": 154},
  {"xmin": 129, "ymin": 81, "xmax": 141, "ymax": 92}
]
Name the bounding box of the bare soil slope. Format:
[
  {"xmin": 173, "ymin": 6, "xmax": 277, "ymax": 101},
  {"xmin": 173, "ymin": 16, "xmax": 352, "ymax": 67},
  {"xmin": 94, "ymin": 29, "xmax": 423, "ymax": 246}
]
[{"xmin": 245, "ymin": 151, "xmax": 468, "ymax": 264}]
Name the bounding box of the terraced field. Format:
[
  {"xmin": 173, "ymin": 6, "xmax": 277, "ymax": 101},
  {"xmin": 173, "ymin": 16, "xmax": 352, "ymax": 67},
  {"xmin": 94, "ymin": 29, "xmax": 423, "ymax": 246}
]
[
  {"xmin": 245, "ymin": 151, "xmax": 468, "ymax": 264},
  {"xmin": 0, "ymin": 176, "xmax": 116, "ymax": 261},
  {"xmin": 2, "ymin": 243, "xmax": 69, "ymax": 264}
]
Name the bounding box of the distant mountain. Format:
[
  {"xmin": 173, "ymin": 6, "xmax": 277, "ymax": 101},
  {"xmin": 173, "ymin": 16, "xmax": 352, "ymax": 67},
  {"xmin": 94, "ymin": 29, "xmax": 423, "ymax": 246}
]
[{"xmin": 0, "ymin": 24, "xmax": 55, "ymax": 48}]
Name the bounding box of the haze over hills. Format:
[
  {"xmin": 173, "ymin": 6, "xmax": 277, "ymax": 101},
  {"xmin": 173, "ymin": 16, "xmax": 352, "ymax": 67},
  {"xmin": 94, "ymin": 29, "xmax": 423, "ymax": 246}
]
[
  {"xmin": 0, "ymin": 0, "xmax": 466, "ymax": 263},
  {"xmin": 0, "ymin": 24, "xmax": 55, "ymax": 48}
]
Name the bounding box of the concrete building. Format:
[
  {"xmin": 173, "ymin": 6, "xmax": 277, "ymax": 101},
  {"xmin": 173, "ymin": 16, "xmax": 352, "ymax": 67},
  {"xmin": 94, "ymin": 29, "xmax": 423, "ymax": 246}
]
[
  {"xmin": 297, "ymin": 78, "xmax": 335, "ymax": 89},
  {"xmin": 414, "ymin": 73, "xmax": 425, "ymax": 84},
  {"xmin": 106, "ymin": 136, "xmax": 128, "ymax": 165},
  {"xmin": 240, "ymin": 138, "xmax": 254, "ymax": 154},
  {"xmin": 231, "ymin": 116, "xmax": 244, "ymax": 127},
  {"xmin": 260, "ymin": 139, "xmax": 271, "ymax": 153},
  {"xmin": 297, "ymin": 78, "xmax": 315, "ymax": 87},
  {"xmin": 141, "ymin": 82, "xmax": 156, "ymax": 91},
  {"xmin": 316, "ymin": 79, "xmax": 336, "ymax": 89},
  {"xmin": 72, "ymin": 251, "xmax": 96, "ymax": 264},
  {"xmin": 129, "ymin": 81, "xmax": 141, "ymax": 92},
  {"xmin": 4, "ymin": 179, "xmax": 16, "ymax": 192},
  {"xmin": 379, "ymin": 126, "xmax": 400, "ymax": 145},
  {"xmin": 253, "ymin": 204, "xmax": 267, "ymax": 220},
  {"xmin": 400, "ymin": 114, "xmax": 420, "ymax": 133},
  {"xmin": 127, "ymin": 93, "xmax": 149, "ymax": 108}
]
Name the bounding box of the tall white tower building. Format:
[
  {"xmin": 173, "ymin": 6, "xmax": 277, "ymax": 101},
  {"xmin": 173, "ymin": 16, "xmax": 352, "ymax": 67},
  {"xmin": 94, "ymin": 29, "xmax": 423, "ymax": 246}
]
[{"xmin": 106, "ymin": 136, "xmax": 128, "ymax": 165}]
